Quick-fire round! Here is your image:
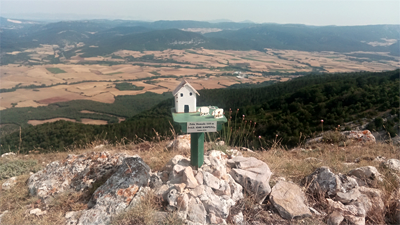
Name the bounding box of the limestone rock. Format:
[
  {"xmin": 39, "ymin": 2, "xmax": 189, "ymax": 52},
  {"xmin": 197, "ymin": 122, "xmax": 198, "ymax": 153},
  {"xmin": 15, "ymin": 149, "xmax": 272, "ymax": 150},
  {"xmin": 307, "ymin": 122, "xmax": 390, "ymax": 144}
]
[
  {"xmin": 167, "ymin": 134, "xmax": 191, "ymax": 150},
  {"xmin": 203, "ymin": 172, "xmax": 220, "ymax": 190},
  {"xmin": 228, "ymin": 174, "xmax": 243, "ymax": 202},
  {"xmin": 348, "ymin": 166, "xmax": 383, "ymax": 187},
  {"xmin": 228, "ymin": 156, "xmax": 272, "ymax": 203},
  {"xmin": 200, "ymin": 186, "xmax": 234, "ymax": 220},
  {"xmin": 177, "ymin": 193, "xmax": 189, "ymax": 219},
  {"xmin": 209, "ymin": 212, "xmax": 225, "ymax": 224},
  {"xmin": 2, "ymin": 177, "xmax": 16, "ymax": 190},
  {"xmin": 343, "ymin": 130, "xmax": 376, "ymax": 143},
  {"xmin": 183, "ymin": 167, "xmax": 199, "ymax": 189},
  {"xmin": 335, "ymin": 188, "xmax": 361, "ymax": 204},
  {"xmin": 302, "ymin": 167, "xmax": 340, "ymax": 196},
  {"xmin": 207, "ymin": 150, "xmax": 228, "ymax": 179},
  {"xmin": 1, "ymin": 152, "xmax": 16, "ymax": 158},
  {"xmin": 28, "ymin": 152, "xmax": 127, "ymax": 202},
  {"xmin": 77, "ymin": 156, "xmax": 150, "ymax": 225},
  {"xmin": 327, "ymin": 211, "xmax": 344, "ymax": 225},
  {"xmin": 175, "ymin": 183, "xmax": 187, "ymax": 192},
  {"xmin": 327, "ymin": 199, "xmax": 366, "ymax": 225},
  {"xmin": 190, "ymin": 185, "xmax": 204, "ymax": 197},
  {"xmin": 226, "ymin": 149, "xmax": 242, "ymax": 158},
  {"xmin": 30, "ymin": 208, "xmax": 47, "ymax": 216},
  {"xmin": 167, "ymin": 187, "xmax": 179, "ymax": 207},
  {"xmin": 65, "ymin": 211, "xmax": 81, "ymax": 225},
  {"xmin": 187, "ymin": 197, "xmax": 207, "ymax": 224},
  {"xmin": 357, "ymin": 186, "xmax": 384, "ymax": 214},
  {"xmin": 158, "ymin": 154, "xmax": 244, "ymax": 224},
  {"xmin": 232, "ymin": 212, "xmax": 244, "ymax": 225},
  {"xmin": 195, "ymin": 171, "xmax": 204, "ymax": 185},
  {"xmin": 270, "ymin": 181, "xmax": 312, "ymax": 220},
  {"xmin": 382, "ymin": 159, "xmax": 400, "ymax": 172},
  {"xmin": 149, "ymin": 172, "xmax": 162, "ymax": 189}
]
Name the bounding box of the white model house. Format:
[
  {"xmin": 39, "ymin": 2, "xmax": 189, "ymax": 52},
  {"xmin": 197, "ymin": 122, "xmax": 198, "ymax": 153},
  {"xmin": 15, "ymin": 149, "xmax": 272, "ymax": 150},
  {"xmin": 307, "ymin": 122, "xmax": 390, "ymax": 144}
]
[{"xmin": 172, "ymin": 80, "xmax": 199, "ymax": 113}]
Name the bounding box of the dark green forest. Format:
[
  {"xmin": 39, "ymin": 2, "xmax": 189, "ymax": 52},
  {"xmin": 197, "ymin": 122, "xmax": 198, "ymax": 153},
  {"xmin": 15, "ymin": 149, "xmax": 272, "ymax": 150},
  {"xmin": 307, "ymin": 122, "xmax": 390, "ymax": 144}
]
[{"xmin": 1, "ymin": 70, "xmax": 399, "ymax": 153}]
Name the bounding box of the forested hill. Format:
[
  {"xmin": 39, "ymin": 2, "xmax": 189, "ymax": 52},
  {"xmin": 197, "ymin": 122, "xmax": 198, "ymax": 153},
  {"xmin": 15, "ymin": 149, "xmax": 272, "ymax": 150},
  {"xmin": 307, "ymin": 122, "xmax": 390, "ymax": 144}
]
[
  {"xmin": 2, "ymin": 18, "xmax": 399, "ymax": 55},
  {"xmin": 1, "ymin": 70, "xmax": 399, "ymax": 153}
]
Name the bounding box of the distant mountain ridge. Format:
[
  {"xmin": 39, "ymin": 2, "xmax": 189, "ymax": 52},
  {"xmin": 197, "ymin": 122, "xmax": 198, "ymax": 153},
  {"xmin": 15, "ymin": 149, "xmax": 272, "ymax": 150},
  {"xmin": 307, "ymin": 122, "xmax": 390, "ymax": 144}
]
[{"xmin": 1, "ymin": 17, "xmax": 399, "ymax": 55}]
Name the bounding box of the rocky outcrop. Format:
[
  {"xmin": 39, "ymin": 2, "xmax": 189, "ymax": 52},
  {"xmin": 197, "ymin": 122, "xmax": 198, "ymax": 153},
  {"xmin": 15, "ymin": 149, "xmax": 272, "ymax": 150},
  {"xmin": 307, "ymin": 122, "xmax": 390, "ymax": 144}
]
[
  {"xmin": 154, "ymin": 151, "xmax": 244, "ymax": 224},
  {"xmin": 227, "ymin": 156, "xmax": 272, "ymax": 203},
  {"xmin": 302, "ymin": 167, "xmax": 340, "ymax": 196},
  {"xmin": 348, "ymin": 166, "xmax": 383, "ymax": 187},
  {"xmin": 269, "ymin": 181, "xmax": 311, "ymax": 220},
  {"xmin": 77, "ymin": 156, "xmax": 151, "ymax": 225},
  {"xmin": 343, "ymin": 130, "xmax": 376, "ymax": 143},
  {"xmin": 28, "ymin": 152, "xmax": 128, "ymax": 203},
  {"xmin": 304, "ymin": 166, "xmax": 385, "ymax": 225}
]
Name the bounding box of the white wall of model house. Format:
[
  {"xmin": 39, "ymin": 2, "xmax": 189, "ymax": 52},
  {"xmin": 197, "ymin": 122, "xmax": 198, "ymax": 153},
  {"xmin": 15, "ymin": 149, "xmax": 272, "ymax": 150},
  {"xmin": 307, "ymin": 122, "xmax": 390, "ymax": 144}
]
[{"xmin": 175, "ymin": 85, "xmax": 197, "ymax": 113}]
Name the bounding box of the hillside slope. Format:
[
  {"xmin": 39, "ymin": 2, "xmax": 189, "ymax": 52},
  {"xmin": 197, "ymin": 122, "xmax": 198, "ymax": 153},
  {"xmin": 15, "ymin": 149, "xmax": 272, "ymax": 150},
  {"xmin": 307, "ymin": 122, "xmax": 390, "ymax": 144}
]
[{"xmin": 1, "ymin": 70, "xmax": 398, "ymax": 153}]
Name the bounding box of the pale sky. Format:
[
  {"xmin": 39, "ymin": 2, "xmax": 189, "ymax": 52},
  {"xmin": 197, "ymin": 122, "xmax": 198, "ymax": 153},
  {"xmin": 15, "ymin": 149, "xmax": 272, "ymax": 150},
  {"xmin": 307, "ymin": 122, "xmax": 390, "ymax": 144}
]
[{"xmin": 1, "ymin": 0, "xmax": 399, "ymax": 26}]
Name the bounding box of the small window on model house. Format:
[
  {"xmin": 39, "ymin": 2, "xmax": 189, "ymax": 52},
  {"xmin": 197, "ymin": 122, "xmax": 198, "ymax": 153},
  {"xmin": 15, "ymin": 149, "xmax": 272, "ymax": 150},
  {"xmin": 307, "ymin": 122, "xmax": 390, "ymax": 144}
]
[
  {"xmin": 180, "ymin": 93, "xmax": 183, "ymax": 97},
  {"xmin": 190, "ymin": 92, "xmax": 192, "ymax": 96}
]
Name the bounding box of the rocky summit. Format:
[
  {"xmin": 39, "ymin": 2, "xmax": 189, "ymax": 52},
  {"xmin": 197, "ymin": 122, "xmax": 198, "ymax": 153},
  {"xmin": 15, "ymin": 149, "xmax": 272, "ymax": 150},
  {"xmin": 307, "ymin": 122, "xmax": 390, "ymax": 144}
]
[{"xmin": 1, "ymin": 138, "xmax": 399, "ymax": 225}]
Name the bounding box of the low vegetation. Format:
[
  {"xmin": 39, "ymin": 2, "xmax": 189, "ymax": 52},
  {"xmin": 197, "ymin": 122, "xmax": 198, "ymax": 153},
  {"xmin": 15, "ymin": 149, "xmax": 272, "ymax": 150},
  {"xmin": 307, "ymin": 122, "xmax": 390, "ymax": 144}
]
[
  {"xmin": 46, "ymin": 67, "xmax": 66, "ymax": 74},
  {"xmin": 114, "ymin": 82, "xmax": 144, "ymax": 91}
]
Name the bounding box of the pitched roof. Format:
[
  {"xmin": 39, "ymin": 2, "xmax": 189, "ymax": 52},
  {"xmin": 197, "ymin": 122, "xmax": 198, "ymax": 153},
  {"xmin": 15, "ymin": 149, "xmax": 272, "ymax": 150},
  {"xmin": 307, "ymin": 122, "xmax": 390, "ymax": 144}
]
[{"xmin": 172, "ymin": 79, "xmax": 200, "ymax": 96}]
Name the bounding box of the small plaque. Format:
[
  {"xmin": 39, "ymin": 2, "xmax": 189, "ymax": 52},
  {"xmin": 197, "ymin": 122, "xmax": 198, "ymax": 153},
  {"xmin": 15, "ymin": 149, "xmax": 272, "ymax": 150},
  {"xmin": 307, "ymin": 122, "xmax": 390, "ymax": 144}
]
[{"xmin": 187, "ymin": 121, "xmax": 217, "ymax": 133}]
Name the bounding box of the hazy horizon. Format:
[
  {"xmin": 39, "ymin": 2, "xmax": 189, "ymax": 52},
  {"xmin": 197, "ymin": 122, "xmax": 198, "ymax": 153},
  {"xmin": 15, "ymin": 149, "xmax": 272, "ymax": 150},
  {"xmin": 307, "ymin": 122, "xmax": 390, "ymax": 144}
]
[{"xmin": 1, "ymin": 0, "xmax": 399, "ymax": 26}]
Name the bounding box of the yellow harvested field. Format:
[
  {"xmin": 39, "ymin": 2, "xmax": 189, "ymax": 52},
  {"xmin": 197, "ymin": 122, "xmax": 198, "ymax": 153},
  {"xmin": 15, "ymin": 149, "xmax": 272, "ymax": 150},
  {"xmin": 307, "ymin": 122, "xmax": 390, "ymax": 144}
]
[
  {"xmin": 27, "ymin": 118, "xmax": 108, "ymax": 126},
  {"xmin": 81, "ymin": 118, "xmax": 108, "ymax": 125},
  {"xmin": 28, "ymin": 118, "xmax": 77, "ymax": 125},
  {"xmin": 1, "ymin": 48, "xmax": 398, "ymax": 110}
]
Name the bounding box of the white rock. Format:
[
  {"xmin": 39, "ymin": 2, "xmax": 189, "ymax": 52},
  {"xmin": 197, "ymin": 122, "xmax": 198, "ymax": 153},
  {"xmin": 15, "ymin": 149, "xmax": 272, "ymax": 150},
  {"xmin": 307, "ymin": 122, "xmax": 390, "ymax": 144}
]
[
  {"xmin": 77, "ymin": 156, "xmax": 151, "ymax": 225},
  {"xmin": 228, "ymin": 156, "xmax": 272, "ymax": 203},
  {"xmin": 203, "ymin": 172, "xmax": 220, "ymax": 190},
  {"xmin": 348, "ymin": 166, "xmax": 383, "ymax": 187},
  {"xmin": 1, "ymin": 152, "xmax": 16, "ymax": 157},
  {"xmin": 270, "ymin": 181, "xmax": 312, "ymax": 220},
  {"xmin": 232, "ymin": 211, "xmax": 244, "ymax": 225},
  {"xmin": 382, "ymin": 159, "xmax": 400, "ymax": 172},
  {"xmin": 28, "ymin": 152, "xmax": 128, "ymax": 202},
  {"xmin": 343, "ymin": 130, "xmax": 376, "ymax": 143},
  {"xmin": 30, "ymin": 208, "xmax": 47, "ymax": 216},
  {"xmin": 183, "ymin": 167, "xmax": 199, "ymax": 189},
  {"xmin": 168, "ymin": 135, "xmax": 191, "ymax": 150},
  {"xmin": 302, "ymin": 167, "xmax": 340, "ymax": 196},
  {"xmin": 327, "ymin": 211, "xmax": 344, "ymax": 225},
  {"xmin": 2, "ymin": 177, "xmax": 17, "ymax": 190},
  {"xmin": 187, "ymin": 197, "xmax": 207, "ymax": 224}
]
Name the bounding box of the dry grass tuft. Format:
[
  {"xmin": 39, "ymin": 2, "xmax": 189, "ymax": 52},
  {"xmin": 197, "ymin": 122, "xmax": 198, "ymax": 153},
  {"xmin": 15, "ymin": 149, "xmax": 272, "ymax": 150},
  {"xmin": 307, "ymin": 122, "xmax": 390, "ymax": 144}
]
[{"xmin": 111, "ymin": 190, "xmax": 184, "ymax": 225}]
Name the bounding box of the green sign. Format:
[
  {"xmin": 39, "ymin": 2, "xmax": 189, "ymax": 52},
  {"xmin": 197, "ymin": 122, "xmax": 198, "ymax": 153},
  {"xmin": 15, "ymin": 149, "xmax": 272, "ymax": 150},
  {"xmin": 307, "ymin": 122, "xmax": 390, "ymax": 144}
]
[{"xmin": 171, "ymin": 106, "xmax": 227, "ymax": 167}]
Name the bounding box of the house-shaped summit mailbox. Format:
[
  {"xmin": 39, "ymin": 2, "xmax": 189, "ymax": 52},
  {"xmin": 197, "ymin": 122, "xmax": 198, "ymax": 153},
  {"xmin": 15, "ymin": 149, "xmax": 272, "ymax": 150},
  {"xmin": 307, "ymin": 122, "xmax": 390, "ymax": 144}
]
[
  {"xmin": 172, "ymin": 79, "xmax": 199, "ymax": 113},
  {"xmin": 171, "ymin": 79, "xmax": 227, "ymax": 168}
]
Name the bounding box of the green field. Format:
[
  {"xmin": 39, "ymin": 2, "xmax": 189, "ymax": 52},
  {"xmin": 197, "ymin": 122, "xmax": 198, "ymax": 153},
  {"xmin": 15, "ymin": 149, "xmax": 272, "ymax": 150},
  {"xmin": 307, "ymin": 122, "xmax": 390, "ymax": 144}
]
[
  {"xmin": 114, "ymin": 82, "xmax": 145, "ymax": 91},
  {"xmin": 46, "ymin": 67, "xmax": 66, "ymax": 74},
  {"xmin": 0, "ymin": 92, "xmax": 171, "ymax": 127},
  {"xmin": 104, "ymin": 72, "xmax": 123, "ymax": 75}
]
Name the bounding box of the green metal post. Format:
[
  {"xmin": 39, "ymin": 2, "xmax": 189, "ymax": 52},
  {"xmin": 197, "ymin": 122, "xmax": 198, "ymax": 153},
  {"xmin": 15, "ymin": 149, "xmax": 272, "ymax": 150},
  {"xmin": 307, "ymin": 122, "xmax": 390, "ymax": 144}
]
[{"xmin": 190, "ymin": 132, "xmax": 204, "ymax": 168}]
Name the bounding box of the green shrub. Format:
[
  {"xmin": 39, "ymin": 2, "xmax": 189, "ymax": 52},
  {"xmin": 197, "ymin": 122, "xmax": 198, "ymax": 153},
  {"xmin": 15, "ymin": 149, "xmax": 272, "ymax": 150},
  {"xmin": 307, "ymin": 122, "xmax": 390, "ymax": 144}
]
[
  {"xmin": 0, "ymin": 160, "xmax": 42, "ymax": 180},
  {"xmin": 322, "ymin": 131, "xmax": 347, "ymax": 144}
]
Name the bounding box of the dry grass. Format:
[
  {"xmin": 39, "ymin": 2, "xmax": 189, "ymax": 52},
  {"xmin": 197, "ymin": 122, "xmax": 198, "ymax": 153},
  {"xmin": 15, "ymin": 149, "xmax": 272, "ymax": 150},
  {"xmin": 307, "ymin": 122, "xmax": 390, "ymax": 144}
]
[
  {"xmin": 110, "ymin": 190, "xmax": 185, "ymax": 225},
  {"xmin": 1, "ymin": 138, "xmax": 399, "ymax": 224}
]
